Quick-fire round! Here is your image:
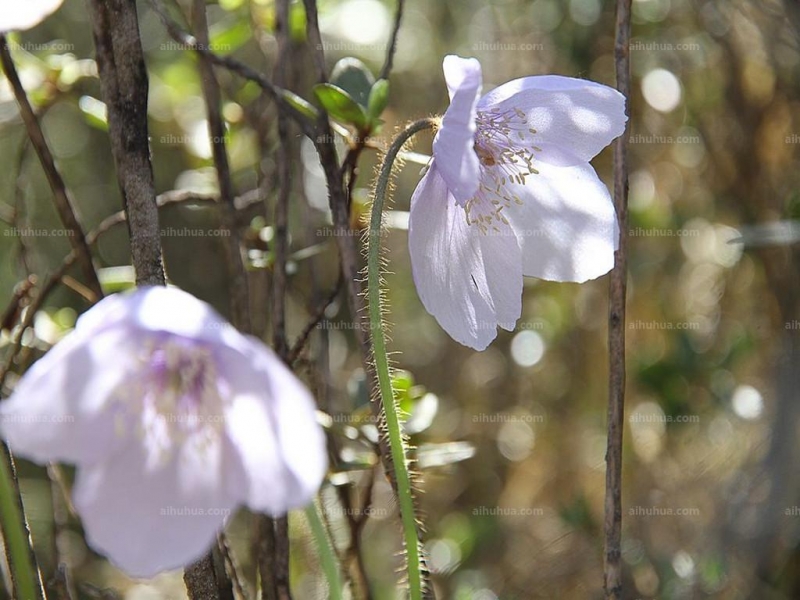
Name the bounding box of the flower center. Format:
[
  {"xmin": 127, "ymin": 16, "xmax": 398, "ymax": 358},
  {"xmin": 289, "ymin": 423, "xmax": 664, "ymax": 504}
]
[
  {"xmin": 110, "ymin": 337, "xmax": 227, "ymax": 463},
  {"xmin": 465, "ymin": 107, "xmax": 542, "ymax": 234}
]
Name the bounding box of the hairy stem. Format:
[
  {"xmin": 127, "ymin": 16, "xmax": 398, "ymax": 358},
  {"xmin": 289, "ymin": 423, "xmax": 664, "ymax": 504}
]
[{"xmin": 368, "ymin": 118, "xmax": 436, "ymax": 600}]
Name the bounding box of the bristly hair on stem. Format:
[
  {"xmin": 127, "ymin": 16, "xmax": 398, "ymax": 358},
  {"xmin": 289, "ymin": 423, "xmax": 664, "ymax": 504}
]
[{"xmin": 366, "ymin": 118, "xmax": 437, "ymax": 600}]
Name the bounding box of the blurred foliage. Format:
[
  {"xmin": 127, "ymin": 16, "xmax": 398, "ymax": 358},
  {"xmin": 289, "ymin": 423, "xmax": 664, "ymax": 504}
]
[{"xmin": 1, "ymin": 0, "xmax": 800, "ymax": 599}]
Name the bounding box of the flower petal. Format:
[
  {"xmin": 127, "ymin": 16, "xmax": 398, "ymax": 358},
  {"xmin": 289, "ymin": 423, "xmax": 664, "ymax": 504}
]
[
  {"xmin": 408, "ymin": 165, "xmax": 522, "ymax": 350},
  {"xmin": 0, "ymin": 326, "xmax": 135, "ymax": 465},
  {"xmin": 73, "ymin": 431, "xmax": 242, "ymax": 578},
  {"xmin": 432, "ymin": 55, "xmax": 483, "ymax": 205},
  {"xmin": 80, "ymin": 286, "xmax": 251, "ymax": 352},
  {"xmin": 501, "ymin": 157, "xmax": 618, "ymax": 282},
  {"xmin": 478, "ymin": 75, "xmax": 627, "ymax": 163},
  {"xmin": 217, "ymin": 339, "xmax": 327, "ymax": 515},
  {"xmin": 0, "ymin": 0, "xmax": 64, "ymax": 32}
]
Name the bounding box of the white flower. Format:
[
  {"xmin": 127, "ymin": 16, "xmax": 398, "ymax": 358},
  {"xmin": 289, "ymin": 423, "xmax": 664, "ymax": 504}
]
[
  {"xmin": 0, "ymin": 0, "xmax": 64, "ymax": 32},
  {"xmin": 0, "ymin": 286, "xmax": 327, "ymax": 578},
  {"xmin": 409, "ymin": 55, "xmax": 627, "ymax": 350}
]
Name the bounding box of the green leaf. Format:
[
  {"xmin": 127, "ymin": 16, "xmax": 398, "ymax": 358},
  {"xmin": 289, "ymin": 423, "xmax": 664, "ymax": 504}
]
[
  {"xmin": 281, "ymin": 90, "xmax": 319, "ymax": 121},
  {"xmin": 330, "ymin": 57, "xmax": 375, "ymax": 108},
  {"xmin": 313, "ymin": 83, "xmax": 368, "ymax": 130},
  {"xmin": 367, "ymin": 78, "xmax": 390, "ymax": 119}
]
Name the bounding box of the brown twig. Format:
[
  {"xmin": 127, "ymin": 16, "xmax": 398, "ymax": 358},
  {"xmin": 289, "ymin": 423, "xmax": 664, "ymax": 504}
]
[
  {"xmin": 287, "ymin": 277, "xmax": 343, "ymax": 365},
  {"xmin": 187, "ymin": 3, "xmax": 250, "ymax": 598},
  {"xmin": 269, "ymin": 3, "xmax": 295, "ymax": 597},
  {"xmin": 87, "ymin": 0, "xmax": 165, "ymax": 287},
  {"xmin": 0, "ymin": 36, "xmax": 103, "ymax": 300},
  {"xmin": 379, "ymin": 0, "xmax": 405, "ymax": 80},
  {"xmin": 147, "ymin": 0, "xmax": 315, "ymax": 140},
  {"xmin": 301, "ymin": 0, "xmax": 328, "ymax": 82},
  {"xmin": 604, "ymin": 1, "xmax": 632, "ymax": 599},
  {"xmin": 192, "ymin": 0, "xmax": 251, "ymax": 333}
]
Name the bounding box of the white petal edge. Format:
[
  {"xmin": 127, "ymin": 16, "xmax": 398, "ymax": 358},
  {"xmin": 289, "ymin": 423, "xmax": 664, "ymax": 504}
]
[
  {"xmin": 0, "ymin": 326, "xmax": 137, "ymax": 465},
  {"xmin": 478, "ymin": 75, "xmax": 627, "ymax": 164},
  {"xmin": 408, "ymin": 164, "xmax": 522, "ymax": 351},
  {"xmin": 501, "ymin": 157, "xmax": 618, "ymax": 282},
  {"xmin": 432, "ymin": 55, "xmax": 483, "ymax": 205},
  {"xmin": 0, "ymin": 0, "xmax": 64, "ymax": 32},
  {"xmin": 73, "ymin": 432, "xmax": 241, "ymax": 578},
  {"xmin": 217, "ymin": 339, "xmax": 327, "ymax": 515}
]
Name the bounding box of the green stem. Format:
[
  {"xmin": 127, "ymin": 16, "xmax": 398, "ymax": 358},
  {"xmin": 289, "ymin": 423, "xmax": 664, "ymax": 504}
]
[
  {"xmin": 368, "ymin": 118, "xmax": 436, "ymax": 600},
  {"xmin": 0, "ymin": 445, "xmax": 40, "ymax": 600},
  {"xmin": 305, "ymin": 500, "xmax": 344, "ymax": 600}
]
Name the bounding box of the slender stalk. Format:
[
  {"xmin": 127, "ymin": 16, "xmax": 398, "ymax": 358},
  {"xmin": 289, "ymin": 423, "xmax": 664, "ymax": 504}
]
[
  {"xmin": 305, "ymin": 501, "xmax": 344, "ymax": 600},
  {"xmin": 0, "ymin": 445, "xmax": 41, "ymax": 600},
  {"xmin": 368, "ymin": 118, "xmax": 436, "ymax": 600},
  {"xmin": 0, "ymin": 35, "xmax": 102, "ymax": 300},
  {"xmin": 604, "ymin": 1, "xmax": 632, "ymax": 599}
]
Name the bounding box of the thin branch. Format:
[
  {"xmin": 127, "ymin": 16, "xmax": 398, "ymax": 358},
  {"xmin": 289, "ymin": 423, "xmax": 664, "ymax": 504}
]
[
  {"xmin": 87, "ymin": 0, "xmax": 165, "ymax": 287},
  {"xmin": 186, "ymin": 3, "xmax": 250, "ymax": 598},
  {"xmin": 0, "ymin": 36, "xmax": 103, "ymax": 300},
  {"xmin": 287, "ymin": 277, "xmax": 343, "ymax": 365},
  {"xmin": 191, "ymin": 0, "xmax": 252, "ymax": 334},
  {"xmin": 301, "ymin": 0, "xmax": 328, "ymax": 82},
  {"xmin": 379, "ymin": 0, "xmax": 405, "ymax": 80},
  {"xmin": 604, "ymin": 1, "xmax": 632, "ymax": 599},
  {"xmin": 147, "ymin": 0, "xmax": 315, "ymax": 139},
  {"xmin": 270, "ymin": 2, "xmax": 294, "ymax": 597}
]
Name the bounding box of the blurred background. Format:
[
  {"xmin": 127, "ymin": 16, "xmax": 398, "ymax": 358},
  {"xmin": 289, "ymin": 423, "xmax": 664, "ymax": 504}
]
[{"xmin": 1, "ymin": 0, "xmax": 800, "ymax": 598}]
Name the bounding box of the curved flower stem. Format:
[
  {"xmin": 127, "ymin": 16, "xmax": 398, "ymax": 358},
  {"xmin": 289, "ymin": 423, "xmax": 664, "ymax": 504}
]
[
  {"xmin": 305, "ymin": 500, "xmax": 344, "ymax": 600},
  {"xmin": 368, "ymin": 118, "xmax": 436, "ymax": 600}
]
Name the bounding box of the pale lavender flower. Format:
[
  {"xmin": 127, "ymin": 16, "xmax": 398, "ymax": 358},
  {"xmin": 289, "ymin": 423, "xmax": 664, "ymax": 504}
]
[
  {"xmin": 0, "ymin": 0, "xmax": 64, "ymax": 31},
  {"xmin": 409, "ymin": 55, "xmax": 627, "ymax": 350},
  {"xmin": 0, "ymin": 286, "xmax": 327, "ymax": 578}
]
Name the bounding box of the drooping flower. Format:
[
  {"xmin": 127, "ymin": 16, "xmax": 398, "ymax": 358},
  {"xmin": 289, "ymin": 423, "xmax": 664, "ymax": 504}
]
[
  {"xmin": 0, "ymin": 286, "xmax": 327, "ymax": 578},
  {"xmin": 0, "ymin": 0, "xmax": 64, "ymax": 32},
  {"xmin": 409, "ymin": 55, "xmax": 627, "ymax": 350}
]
